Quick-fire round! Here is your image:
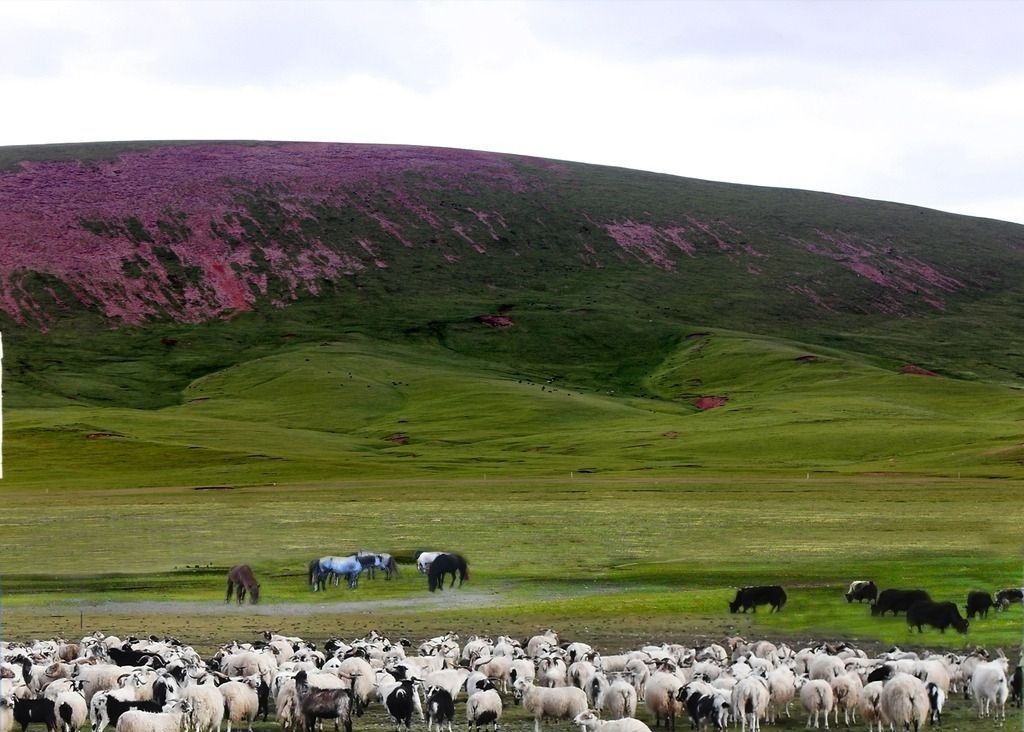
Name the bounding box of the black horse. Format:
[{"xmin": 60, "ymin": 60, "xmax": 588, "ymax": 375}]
[{"xmin": 427, "ymin": 553, "xmax": 469, "ymax": 592}]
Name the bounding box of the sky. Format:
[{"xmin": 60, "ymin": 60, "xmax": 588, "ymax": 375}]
[{"xmin": 2, "ymin": 0, "xmax": 1023, "ymax": 224}]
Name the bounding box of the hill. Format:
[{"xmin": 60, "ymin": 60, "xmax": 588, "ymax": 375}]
[{"xmin": 2, "ymin": 140, "xmax": 1024, "ymax": 482}]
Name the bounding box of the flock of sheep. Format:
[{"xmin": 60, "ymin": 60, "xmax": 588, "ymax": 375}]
[{"xmin": 1, "ymin": 628, "xmax": 1021, "ymax": 732}]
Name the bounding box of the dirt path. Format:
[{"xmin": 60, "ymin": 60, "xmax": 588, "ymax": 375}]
[{"xmin": 56, "ymin": 590, "xmax": 503, "ymax": 616}]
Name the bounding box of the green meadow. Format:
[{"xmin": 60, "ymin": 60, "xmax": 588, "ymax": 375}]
[{"xmin": 2, "ymin": 329, "xmax": 1022, "ymax": 652}]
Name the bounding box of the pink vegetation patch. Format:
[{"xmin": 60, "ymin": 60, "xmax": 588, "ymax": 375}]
[
  {"xmin": 692, "ymin": 396, "xmax": 728, "ymax": 410},
  {"xmin": 0, "ymin": 142, "xmax": 538, "ymax": 326},
  {"xmin": 899, "ymin": 364, "xmax": 940, "ymax": 377},
  {"xmin": 477, "ymin": 314, "xmax": 514, "ymax": 328}
]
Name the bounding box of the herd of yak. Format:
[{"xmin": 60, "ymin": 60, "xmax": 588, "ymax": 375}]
[
  {"xmin": 0, "ymin": 627, "xmax": 1021, "ymax": 732},
  {"xmin": 727, "ymin": 582, "xmax": 1023, "ymax": 634}
]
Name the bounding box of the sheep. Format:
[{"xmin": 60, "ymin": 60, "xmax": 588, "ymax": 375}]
[
  {"xmin": 926, "ymin": 682, "xmax": 946, "ymax": 725},
  {"xmin": 765, "ymin": 666, "xmax": 795, "ymax": 723},
  {"xmin": 217, "ymin": 678, "xmax": 259, "ymax": 732},
  {"xmin": 971, "ymin": 658, "xmax": 1009, "ymax": 720},
  {"xmin": 51, "ymin": 691, "xmax": 87, "ymax": 732},
  {"xmin": 1, "ymin": 696, "xmax": 14, "ymax": 732},
  {"xmin": 623, "ymin": 660, "xmax": 649, "ymax": 701},
  {"xmin": 676, "ymin": 683, "xmax": 729, "ymax": 732},
  {"xmin": 336, "ymin": 657, "xmax": 375, "ymax": 716},
  {"xmin": 423, "ymin": 669, "xmax": 469, "ymax": 702},
  {"xmin": 466, "ymin": 681, "xmax": 502, "ymax": 732},
  {"xmin": 572, "ymin": 710, "xmax": 652, "ymax": 732},
  {"xmin": 798, "ymin": 679, "xmax": 834, "ymax": 729},
  {"xmin": 880, "ymin": 673, "xmax": 928, "ymax": 732},
  {"xmin": 829, "ymin": 672, "xmax": 861, "ymax": 726},
  {"xmin": 538, "ymin": 654, "xmax": 569, "ymax": 688},
  {"xmin": 643, "ymin": 672, "xmax": 684, "ymax": 732},
  {"xmin": 425, "ymin": 686, "xmax": 455, "ymax": 732},
  {"xmin": 858, "ymin": 681, "xmax": 885, "ymax": 732},
  {"xmin": 595, "ymin": 676, "xmax": 637, "ymax": 720},
  {"xmin": 12, "ymin": 697, "xmax": 57, "ymax": 732},
  {"xmin": 527, "ymin": 631, "xmax": 559, "ymax": 659},
  {"xmin": 807, "ymin": 656, "xmax": 844, "ymax": 682},
  {"xmin": 513, "ymin": 677, "xmax": 588, "ymax": 732},
  {"xmin": 181, "ymin": 681, "xmax": 225, "ymax": 732},
  {"xmin": 730, "ymin": 676, "xmax": 769, "ymax": 732},
  {"xmin": 381, "ymin": 679, "xmax": 417, "ymax": 731},
  {"xmin": 509, "ymin": 660, "xmax": 536, "ymax": 689},
  {"xmin": 115, "ymin": 700, "xmax": 191, "ymax": 732},
  {"xmin": 569, "ymin": 662, "xmax": 598, "ymax": 693},
  {"xmin": 292, "ymin": 670, "xmax": 353, "ymax": 732}
]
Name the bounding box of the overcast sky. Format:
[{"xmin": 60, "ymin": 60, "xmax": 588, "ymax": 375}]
[{"xmin": 2, "ymin": 0, "xmax": 1023, "ymax": 224}]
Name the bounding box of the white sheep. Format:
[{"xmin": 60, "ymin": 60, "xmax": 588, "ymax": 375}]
[
  {"xmin": 572, "ymin": 710, "xmax": 652, "ymax": 732},
  {"xmin": 829, "ymin": 672, "xmax": 861, "ymax": 726},
  {"xmin": 857, "ymin": 681, "xmax": 884, "ymax": 732},
  {"xmin": 880, "ymin": 673, "xmax": 928, "ymax": 732},
  {"xmin": 218, "ymin": 678, "xmax": 259, "ymax": 732},
  {"xmin": 731, "ymin": 676, "xmax": 769, "ymax": 732},
  {"xmin": 798, "ymin": 679, "xmax": 834, "ymax": 729},
  {"xmin": 623, "ymin": 660, "xmax": 649, "ymax": 701},
  {"xmin": 1, "ymin": 695, "xmax": 13, "ymax": 732},
  {"xmin": 765, "ymin": 666, "xmax": 795, "ymax": 723},
  {"xmin": 514, "ymin": 677, "xmax": 588, "ymax": 732},
  {"xmin": 423, "ymin": 669, "xmax": 469, "ymax": 701},
  {"xmin": 971, "ymin": 658, "xmax": 1009, "ymax": 720},
  {"xmin": 596, "ymin": 677, "xmax": 638, "ymax": 720},
  {"xmin": 527, "ymin": 631, "xmax": 559, "ymax": 659},
  {"xmin": 643, "ymin": 672, "xmax": 683, "ymax": 731},
  {"xmin": 538, "ymin": 655, "xmax": 569, "ymax": 688},
  {"xmin": 116, "ymin": 700, "xmax": 192, "ymax": 732},
  {"xmin": 181, "ymin": 680, "xmax": 225, "ymax": 732},
  {"xmin": 466, "ymin": 684, "xmax": 502, "ymax": 732},
  {"xmin": 807, "ymin": 656, "xmax": 844, "ymax": 682},
  {"xmin": 510, "ymin": 660, "xmax": 536, "ymax": 689}
]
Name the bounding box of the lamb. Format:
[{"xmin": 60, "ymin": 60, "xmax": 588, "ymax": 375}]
[
  {"xmin": 644, "ymin": 672, "xmax": 684, "ymax": 732},
  {"xmin": 572, "ymin": 710, "xmax": 652, "ymax": 732},
  {"xmin": 970, "ymin": 658, "xmax": 1009, "ymax": 720},
  {"xmin": 857, "ymin": 682, "xmax": 884, "ymax": 732},
  {"xmin": 925, "ymin": 682, "xmax": 945, "ymax": 725},
  {"xmin": 425, "ymin": 686, "xmax": 455, "ymax": 732},
  {"xmin": 880, "ymin": 673, "xmax": 928, "ymax": 732},
  {"xmin": 217, "ymin": 678, "xmax": 259, "ymax": 732},
  {"xmin": 114, "ymin": 700, "xmax": 192, "ymax": 732},
  {"xmin": 798, "ymin": 679, "xmax": 834, "ymax": 729},
  {"xmin": 466, "ymin": 681, "xmax": 502, "ymax": 732},
  {"xmin": 730, "ymin": 676, "xmax": 769, "ymax": 732},
  {"xmin": 513, "ymin": 678, "xmax": 588, "ymax": 732}
]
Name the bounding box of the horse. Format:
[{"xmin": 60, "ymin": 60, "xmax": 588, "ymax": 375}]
[
  {"xmin": 310, "ymin": 555, "xmax": 362, "ymax": 590},
  {"xmin": 415, "ymin": 551, "xmax": 444, "ymax": 574},
  {"xmin": 357, "ymin": 551, "xmax": 399, "ymax": 580},
  {"xmin": 427, "ymin": 553, "xmax": 468, "ymax": 592},
  {"xmin": 226, "ymin": 564, "xmax": 261, "ymax": 604}
]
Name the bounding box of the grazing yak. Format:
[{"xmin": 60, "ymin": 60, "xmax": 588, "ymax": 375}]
[
  {"xmin": 845, "ymin": 581, "xmax": 878, "ymax": 604},
  {"xmin": 871, "ymin": 589, "xmax": 930, "ymax": 617},
  {"xmin": 906, "ymin": 601, "xmax": 968, "ymax": 634},
  {"xmin": 729, "ymin": 586, "xmax": 787, "ymax": 614}
]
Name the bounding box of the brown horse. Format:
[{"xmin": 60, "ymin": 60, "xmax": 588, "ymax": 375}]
[{"xmin": 226, "ymin": 564, "xmax": 261, "ymax": 604}]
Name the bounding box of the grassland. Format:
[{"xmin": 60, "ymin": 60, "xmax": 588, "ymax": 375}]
[{"xmin": 2, "ymin": 332, "xmax": 1022, "ymax": 654}]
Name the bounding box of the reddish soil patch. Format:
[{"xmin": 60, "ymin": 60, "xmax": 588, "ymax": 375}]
[
  {"xmin": 385, "ymin": 432, "xmax": 410, "ymax": 445},
  {"xmin": 663, "ymin": 431, "xmax": 679, "ymax": 439},
  {"xmin": 900, "ymin": 364, "xmax": 940, "ymax": 377},
  {"xmin": 187, "ymin": 397, "xmax": 210, "ymax": 405},
  {"xmin": 85, "ymin": 432, "xmax": 123, "ymax": 439},
  {"xmin": 692, "ymin": 396, "xmax": 728, "ymax": 410},
  {"xmin": 477, "ymin": 314, "xmax": 515, "ymax": 328}
]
